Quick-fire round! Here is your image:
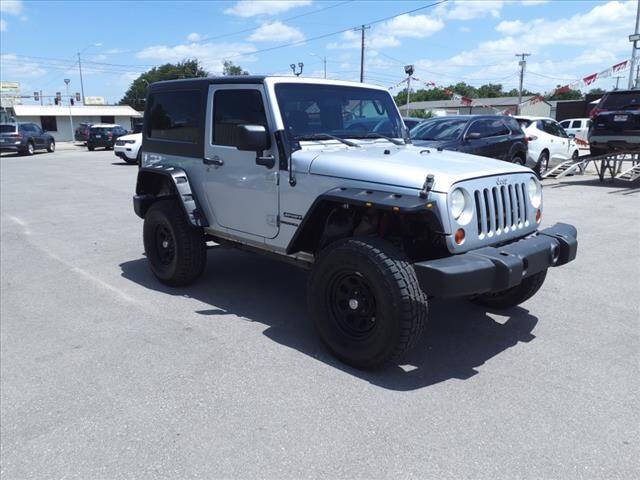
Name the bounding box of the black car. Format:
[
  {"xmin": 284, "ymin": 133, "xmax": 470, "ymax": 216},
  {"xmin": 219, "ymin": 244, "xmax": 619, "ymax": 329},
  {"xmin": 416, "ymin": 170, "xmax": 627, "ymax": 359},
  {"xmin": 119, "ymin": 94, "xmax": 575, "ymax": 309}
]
[
  {"xmin": 588, "ymin": 89, "xmax": 640, "ymax": 155},
  {"xmin": 0, "ymin": 122, "xmax": 55, "ymax": 155},
  {"xmin": 87, "ymin": 124, "xmax": 128, "ymax": 151},
  {"xmin": 410, "ymin": 115, "xmax": 528, "ymax": 164}
]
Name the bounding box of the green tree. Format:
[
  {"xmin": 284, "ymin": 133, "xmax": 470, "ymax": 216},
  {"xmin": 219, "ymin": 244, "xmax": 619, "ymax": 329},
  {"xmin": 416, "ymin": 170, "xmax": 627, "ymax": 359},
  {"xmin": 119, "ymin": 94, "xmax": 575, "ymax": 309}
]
[
  {"xmin": 223, "ymin": 60, "xmax": 249, "ymax": 76},
  {"xmin": 476, "ymin": 83, "xmax": 503, "ymax": 98},
  {"xmin": 588, "ymin": 88, "xmax": 606, "ymax": 95},
  {"xmin": 119, "ymin": 59, "xmax": 208, "ymax": 111}
]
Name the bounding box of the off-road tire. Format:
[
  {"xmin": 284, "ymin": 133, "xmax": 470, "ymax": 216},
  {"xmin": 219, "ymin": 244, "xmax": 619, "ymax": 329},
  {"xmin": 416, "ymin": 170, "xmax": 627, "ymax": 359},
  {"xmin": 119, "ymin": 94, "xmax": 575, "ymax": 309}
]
[
  {"xmin": 308, "ymin": 237, "xmax": 428, "ymax": 369},
  {"xmin": 46, "ymin": 140, "xmax": 55, "ymax": 153},
  {"xmin": 471, "ymin": 269, "xmax": 547, "ymax": 309},
  {"xmin": 143, "ymin": 198, "xmax": 206, "ymax": 286}
]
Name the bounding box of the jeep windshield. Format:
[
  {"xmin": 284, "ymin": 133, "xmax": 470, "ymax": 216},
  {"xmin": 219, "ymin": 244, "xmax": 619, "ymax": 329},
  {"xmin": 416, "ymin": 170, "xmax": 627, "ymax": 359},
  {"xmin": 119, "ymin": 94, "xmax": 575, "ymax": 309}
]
[{"xmin": 274, "ymin": 83, "xmax": 405, "ymax": 143}]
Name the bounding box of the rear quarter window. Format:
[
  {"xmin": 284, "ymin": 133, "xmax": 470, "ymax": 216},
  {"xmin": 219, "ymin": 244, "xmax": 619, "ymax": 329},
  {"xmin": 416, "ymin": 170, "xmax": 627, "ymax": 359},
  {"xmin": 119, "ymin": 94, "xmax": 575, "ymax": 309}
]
[
  {"xmin": 147, "ymin": 90, "xmax": 201, "ymax": 143},
  {"xmin": 0, "ymin": 124, "xmax": 17, "ymax": 133}
]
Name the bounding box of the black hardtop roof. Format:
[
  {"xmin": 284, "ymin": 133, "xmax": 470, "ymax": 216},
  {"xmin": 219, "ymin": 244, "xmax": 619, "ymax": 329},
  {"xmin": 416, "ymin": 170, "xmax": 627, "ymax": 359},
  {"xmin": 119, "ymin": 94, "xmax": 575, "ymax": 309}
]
[{"xmin": 150, "ymin": 76, "xmax": 267, "ymax": 90}]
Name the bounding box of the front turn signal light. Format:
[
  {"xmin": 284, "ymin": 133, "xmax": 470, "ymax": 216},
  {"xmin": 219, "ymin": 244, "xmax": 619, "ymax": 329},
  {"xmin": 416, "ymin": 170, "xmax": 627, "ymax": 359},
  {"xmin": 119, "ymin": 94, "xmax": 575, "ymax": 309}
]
[
  {"xmin": 455, "ymin": 228, "xmax": 465, "ymax": 245},
  {"xmin": 536, "ymin": 209, "xmax": 541, "ymax": 223}
]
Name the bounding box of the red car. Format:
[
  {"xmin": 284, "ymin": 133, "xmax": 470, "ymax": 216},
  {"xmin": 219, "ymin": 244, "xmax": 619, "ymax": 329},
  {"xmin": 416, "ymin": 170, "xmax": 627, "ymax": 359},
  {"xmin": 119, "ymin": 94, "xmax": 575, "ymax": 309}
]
[{"xmin": 74, "ymin": 123, "xmax": 92, "ymax": 142}]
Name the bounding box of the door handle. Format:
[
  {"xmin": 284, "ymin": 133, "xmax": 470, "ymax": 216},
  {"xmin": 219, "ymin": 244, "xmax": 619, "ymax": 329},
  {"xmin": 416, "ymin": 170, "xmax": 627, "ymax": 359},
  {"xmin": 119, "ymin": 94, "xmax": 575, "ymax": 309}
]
[{"xmin": 204, "ymin": 155, "xmax": 224, "ymax": 166}]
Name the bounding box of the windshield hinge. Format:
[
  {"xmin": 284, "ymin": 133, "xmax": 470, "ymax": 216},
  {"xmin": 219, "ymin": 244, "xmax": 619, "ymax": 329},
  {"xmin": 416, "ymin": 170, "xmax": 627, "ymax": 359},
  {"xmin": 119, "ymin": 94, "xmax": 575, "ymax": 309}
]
[{"xmin": 419, "ymin": 174, "xmax": 435, "ymax": 198}]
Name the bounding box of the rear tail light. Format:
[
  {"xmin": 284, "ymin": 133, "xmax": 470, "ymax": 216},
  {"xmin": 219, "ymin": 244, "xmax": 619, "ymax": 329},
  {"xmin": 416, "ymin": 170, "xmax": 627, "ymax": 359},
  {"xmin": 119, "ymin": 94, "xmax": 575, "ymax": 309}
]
[
  {"xmin": 9, "ymin": 133, "xmax": 22, "ymax": 139},
  {"xmin": 589, "ymin": 107, "xmax": 603, "ymax": 119},
  {"xmin": 527, "ymin": 135, "xmax": 537, "ymax": 142}
]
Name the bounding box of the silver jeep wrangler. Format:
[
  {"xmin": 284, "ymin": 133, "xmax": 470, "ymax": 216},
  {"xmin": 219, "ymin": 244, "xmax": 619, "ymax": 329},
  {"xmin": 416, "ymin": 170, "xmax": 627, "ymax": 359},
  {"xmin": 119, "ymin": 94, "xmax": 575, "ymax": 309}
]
[{"xmin": 133, "ymin": 76, "xmax": 577, "ymax": 369}]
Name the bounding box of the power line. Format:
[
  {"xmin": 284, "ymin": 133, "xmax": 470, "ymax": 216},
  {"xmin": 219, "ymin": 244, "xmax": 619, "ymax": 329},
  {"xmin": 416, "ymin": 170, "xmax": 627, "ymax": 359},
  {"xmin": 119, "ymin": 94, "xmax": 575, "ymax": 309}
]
[{"xmin": 222, "ymin": 0, "xmax": 449, "ymax": 60}]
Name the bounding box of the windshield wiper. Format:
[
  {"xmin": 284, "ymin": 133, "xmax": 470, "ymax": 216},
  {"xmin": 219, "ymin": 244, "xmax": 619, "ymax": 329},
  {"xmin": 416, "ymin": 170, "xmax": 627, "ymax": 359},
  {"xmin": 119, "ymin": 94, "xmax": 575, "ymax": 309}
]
[
  {"xmin": 359, "ymin": 132, "xmax": 405, "ymax": 146},
  {"xmin": 296, "ymin": 133, "xmax": 360, "ymax": 147}
]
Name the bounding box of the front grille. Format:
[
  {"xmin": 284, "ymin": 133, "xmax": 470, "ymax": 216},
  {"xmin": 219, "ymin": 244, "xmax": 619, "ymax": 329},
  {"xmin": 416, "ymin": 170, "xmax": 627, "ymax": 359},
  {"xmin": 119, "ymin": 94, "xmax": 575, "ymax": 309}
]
[
  {"xmin": 115, "ymin": 140, "xmax": 125, "ymax": 146},
  {"xmin": 473, "ymin": 182, "xmax": 528, "ymax": 239}
]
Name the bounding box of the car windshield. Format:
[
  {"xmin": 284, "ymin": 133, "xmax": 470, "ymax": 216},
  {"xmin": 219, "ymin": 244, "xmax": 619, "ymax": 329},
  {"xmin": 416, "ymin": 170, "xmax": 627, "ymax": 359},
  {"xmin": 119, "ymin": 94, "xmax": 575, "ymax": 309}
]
[
  {"xmin": 600, "ymin": 91, "xmax": 640, "ymax": 110},
  {"xmin": 410, "ymin": 118, "xmax": 467, "ymax": 141},
  {"xmin": 0, "ymin": 124, "xmax": 17, "ymax": 133},
  {"xmin": 274, "ymin": 84, "xmax": 404, "ymax": 141}
]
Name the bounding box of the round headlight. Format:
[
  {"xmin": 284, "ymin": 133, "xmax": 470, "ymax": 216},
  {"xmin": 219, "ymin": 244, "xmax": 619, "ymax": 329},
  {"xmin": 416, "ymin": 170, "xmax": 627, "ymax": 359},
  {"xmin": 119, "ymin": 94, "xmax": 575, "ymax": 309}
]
[
  {"xmin": 450, "ymin": 188, "xmax": 466, "ymax": 220},
  {"xmin": 527, "ymin": 178, "xmax": 542, "ymax": 208}
]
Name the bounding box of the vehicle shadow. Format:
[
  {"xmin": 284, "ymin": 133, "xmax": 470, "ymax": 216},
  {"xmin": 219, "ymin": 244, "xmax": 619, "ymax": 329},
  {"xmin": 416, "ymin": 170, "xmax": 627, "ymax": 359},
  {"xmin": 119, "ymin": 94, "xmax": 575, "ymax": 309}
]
[
  {"xmin": 111, "ymin": 162, "xmax": 136, "ymax": 166},
  {"xmin": 120, "ymin": 248, "xmax": 538, "ymax": 391}
]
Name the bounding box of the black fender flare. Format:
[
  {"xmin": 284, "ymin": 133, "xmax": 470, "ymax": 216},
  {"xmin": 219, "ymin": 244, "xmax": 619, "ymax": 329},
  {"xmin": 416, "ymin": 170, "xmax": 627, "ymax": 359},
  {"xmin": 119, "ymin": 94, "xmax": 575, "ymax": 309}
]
[
  {"xmin": 285, "ymin": 187, "xmax": 444, "ymax": 255},
  {"xmin": 133, "ymin": 165, "xmax": 208, "ymax": 227}
]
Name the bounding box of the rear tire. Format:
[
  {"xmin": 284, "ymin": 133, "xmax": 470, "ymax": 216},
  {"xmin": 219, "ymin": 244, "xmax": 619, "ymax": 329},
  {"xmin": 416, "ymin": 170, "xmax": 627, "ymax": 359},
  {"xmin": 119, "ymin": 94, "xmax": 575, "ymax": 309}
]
[
  {"xmin": 46, "ymin": 140, "xmax": 55, "ymax": 153},
  {"xmin": 512, "ymin": 153, "xmax": 526, "ymax": 165},
  {"xmin": 25, "ymin": 142, "xmax": 35, "ymax": 156},
  {"xmin": 143, "ymin": 199, "xmax": 207, "ymax": 286},
  {"xmin": 471, "ymin": 270, "xmax": 547, "ymax": 309},
  {"xmin": 308, "ymin": 237, "xmax": 428, "ymax": 369}
]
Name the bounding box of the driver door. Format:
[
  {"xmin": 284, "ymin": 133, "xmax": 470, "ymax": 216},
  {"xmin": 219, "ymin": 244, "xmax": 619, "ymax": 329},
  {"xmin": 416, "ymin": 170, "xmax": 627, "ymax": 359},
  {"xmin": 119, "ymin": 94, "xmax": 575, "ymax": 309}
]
[{"xmin": 200, "ymin": 85, "xmax": 279, "ymax": 239}]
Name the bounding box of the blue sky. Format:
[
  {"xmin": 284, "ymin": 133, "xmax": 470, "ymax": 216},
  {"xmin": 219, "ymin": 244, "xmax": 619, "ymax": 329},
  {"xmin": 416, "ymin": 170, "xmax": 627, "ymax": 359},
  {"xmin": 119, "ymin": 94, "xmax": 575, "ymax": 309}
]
[{"xmin": 1, "ymin": 0, "xmax": 637, "ymax": 104}]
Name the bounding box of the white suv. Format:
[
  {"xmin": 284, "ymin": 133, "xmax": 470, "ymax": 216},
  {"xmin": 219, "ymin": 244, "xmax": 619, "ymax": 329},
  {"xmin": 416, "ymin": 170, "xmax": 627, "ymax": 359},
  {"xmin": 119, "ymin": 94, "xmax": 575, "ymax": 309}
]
[
  {"xmin": 515, "ymin": 116, "xmax": 580, "ymax": 175},
  {"xmin": 114, "ymin": 132, "xmax": 142, "ymax": 164}
]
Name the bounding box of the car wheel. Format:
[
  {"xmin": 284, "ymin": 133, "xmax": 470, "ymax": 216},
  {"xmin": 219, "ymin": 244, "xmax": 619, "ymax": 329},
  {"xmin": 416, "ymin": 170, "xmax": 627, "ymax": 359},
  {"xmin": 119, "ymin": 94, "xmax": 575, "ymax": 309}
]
[
  {"xmin": 512, "ymin": 153, "xmax": 525, "ymax": 165},
  {"xmin": 26, "ymin": 142, "xmax": 35, "ymax": 156},
  {"xmin": 46, "ymin": 140, "xmax": 55, "ymax": 153},
  {"xmin": 124, "ymin": 155, "xmax": 138, "ymax": 165},
  {"xmin": 572, "ymin": 150, "xmax": 579, "ymax": 161},
  {"xmin": 308, "ymin": 237, "xmax": 428, "ymax": 369},
  {"xmin": 143, "ymin": 199, "xmax": 207, "ymax": 286},
  {"xmin": 535, "ymin": 151, "xmax": 549, "ymax": 178},
  {"xmin": 471, "ymin": 270, "xmax": 547, "ymax": 309},
  {"xmin": 88, "ymin": 145, "xmax": 95, "ymax": 151}
]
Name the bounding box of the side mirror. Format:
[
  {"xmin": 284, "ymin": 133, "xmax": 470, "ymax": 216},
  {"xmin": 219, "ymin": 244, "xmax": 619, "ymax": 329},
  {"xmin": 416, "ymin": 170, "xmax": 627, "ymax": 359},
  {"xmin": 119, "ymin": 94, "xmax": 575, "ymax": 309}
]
[
  {"xmin": 465, "ymin": 132, "xmax": 482, "ymax": 141},
  {"xmin": 237, "ymin": 124, "xmax": 270, "ymax": 152}
]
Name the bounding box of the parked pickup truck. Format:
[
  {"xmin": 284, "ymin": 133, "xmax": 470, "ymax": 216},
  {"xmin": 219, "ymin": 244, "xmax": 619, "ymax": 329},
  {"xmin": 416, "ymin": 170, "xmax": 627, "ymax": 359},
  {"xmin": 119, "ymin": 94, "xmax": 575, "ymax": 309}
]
[{"xmin": 132, "ymin": 76, "xmax": 578, "ymax": 369}]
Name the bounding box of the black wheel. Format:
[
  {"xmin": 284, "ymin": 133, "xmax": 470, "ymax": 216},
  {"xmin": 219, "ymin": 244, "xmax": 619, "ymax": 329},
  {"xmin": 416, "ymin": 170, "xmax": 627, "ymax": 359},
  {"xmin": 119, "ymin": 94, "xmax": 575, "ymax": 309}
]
[
  {"xmin": 143, "ymin": 199, "xmax": 206, "ymax": 286},
  {"xmin": 471, "ymin": 270, "xmax": 547, "ymax": 309},
  {"xmin": 88, "ymin": 144, "xmax": 95, "ymax": 151},
  {"xmin": 25, "ymin": 142, "xmax": 35, "ymax": 156},
  {"xmin": 308, "ymin": 237, "xmax": 428, "ymax": 369},
  {"xmin": 535, "ymin": 151, "xmax": 549, "ymax": 178},
  {"xmin": 512, "ymin": 153, "xmax": 525, "ymax": 165},
  {"xmin": 572, "ymin": 150, "xmax": 579, "ymax": 161},
  {"xmin": 46, "ymin": 140, "xmax": 55, "ymax": 153}
]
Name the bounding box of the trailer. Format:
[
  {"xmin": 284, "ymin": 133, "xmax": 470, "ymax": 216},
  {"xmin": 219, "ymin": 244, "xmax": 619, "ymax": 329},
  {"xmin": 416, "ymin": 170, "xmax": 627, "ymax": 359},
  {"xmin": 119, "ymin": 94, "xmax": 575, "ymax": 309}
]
[{"xmin": 542, "ymin": 150, "xmax": 640, "ymax": 183}]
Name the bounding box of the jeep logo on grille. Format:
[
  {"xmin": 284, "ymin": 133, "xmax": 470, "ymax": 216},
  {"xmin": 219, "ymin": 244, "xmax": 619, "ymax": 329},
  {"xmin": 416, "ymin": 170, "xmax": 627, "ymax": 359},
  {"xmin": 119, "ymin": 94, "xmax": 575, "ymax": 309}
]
[{"xmin": 496, "ymin": 177, "xmax": 508, "ymax": 185}]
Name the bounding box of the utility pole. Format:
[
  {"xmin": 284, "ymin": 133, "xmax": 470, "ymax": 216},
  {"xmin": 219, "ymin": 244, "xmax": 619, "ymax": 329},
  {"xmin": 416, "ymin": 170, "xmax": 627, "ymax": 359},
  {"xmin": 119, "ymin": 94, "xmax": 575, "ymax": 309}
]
[
  {"xmin": 515, "ymin": 53, "xmax": 531, "ymax": 114},
  {"xmin": 322, "ymin": 56, "xmax": 327, "ymax": 79},
  {"xmin": 355, "ymin": 25, "xmax": 370, "ymax": 82},
  {"xmin": 39, "ymin": 90, "xmax": 43, "ymax": 106},
  {"xmin": 613, "ymin": 75, "xmax": 624, "ymax": 90},
  {"xmin": 629, "ymin": 0, "xmax": 640, "ymax": 89},
  {"xmin": 78, "ymin": 52, "xmax": 85, "ymax": 105},
  {"xmin": 404, "ymin": 65, "xmax": 414, "ymax": 116}
]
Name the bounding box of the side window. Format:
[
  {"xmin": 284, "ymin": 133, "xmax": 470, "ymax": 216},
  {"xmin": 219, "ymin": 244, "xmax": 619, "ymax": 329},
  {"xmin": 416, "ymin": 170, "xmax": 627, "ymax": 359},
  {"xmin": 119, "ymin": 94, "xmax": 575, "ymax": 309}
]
[
  {"xmin": 560, "ymin": 120, "xmax": 570, "ymax": 128},
  {"xmin": 213, "ymin": 89, "xmax": 268, "ymax": 147},
  {"xmin": 467, "ymin": 119, "xmax": 509, "ymax": 138},
  {"xmin": 505, "ymin": 117, "xmax": 523, "ymax": 133},
  {"xmin": 148, "ymin": 90, "xmax": 201, "ymax": 143},
  {"xmin": 40, "ymin": 116, "xmax": 58, "ymax": 132},
  {"xmin": 570, "ymin": 120, "xmax": 582, "ymax": 128},
  {"xmin": 543, "ymin": 121, "xmax": 556, "ymax": 136},
  {"xmin": 536, "ymin": 120, "xmax": 545, "ymax": 130}
]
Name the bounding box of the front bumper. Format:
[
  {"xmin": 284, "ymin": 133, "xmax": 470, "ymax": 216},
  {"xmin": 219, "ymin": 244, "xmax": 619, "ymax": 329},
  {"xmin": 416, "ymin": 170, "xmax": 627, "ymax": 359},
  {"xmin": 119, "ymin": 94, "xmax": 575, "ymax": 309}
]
[{"xmin": 414, "ymin": 223, "xmax": 577, "ymax": 297}]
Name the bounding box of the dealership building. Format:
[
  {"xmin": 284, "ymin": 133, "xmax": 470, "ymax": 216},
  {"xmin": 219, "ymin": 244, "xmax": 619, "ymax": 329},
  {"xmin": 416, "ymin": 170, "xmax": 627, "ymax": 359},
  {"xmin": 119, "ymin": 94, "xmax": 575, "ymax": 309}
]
[{"xmin": 2, "ymin": 104, "xmax": 142, "ymax": 142}]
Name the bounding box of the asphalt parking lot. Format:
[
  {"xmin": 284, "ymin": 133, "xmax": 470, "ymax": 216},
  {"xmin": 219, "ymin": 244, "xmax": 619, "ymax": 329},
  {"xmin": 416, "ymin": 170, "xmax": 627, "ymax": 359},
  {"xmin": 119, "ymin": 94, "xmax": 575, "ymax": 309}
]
[{"xmin": 1, "ymin": 148, "xmax": 638, "ymax": 479}]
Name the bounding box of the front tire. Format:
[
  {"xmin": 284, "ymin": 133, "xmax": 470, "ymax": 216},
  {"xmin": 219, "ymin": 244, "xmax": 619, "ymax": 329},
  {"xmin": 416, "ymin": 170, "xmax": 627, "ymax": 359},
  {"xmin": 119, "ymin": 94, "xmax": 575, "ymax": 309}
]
[
  {"xmin": 471, "ymin": 270, "xmax": 547, "ymax": 309},
  {"xmin": 143, "ymin": 199, "xmax": 206, "ymax": 286},
  {"xmin": 25, "ymin": 142, "xmax": 35, "ymax": 156},
  {"xmin": 46, "ymin": 140, "xmax": 55, "ymax": 153},
  {"xmin": 535, "ymin": 151, "xmax": 549, "ymax": 178},
  {"xmin": 308, "ymin": 237, "xmax": 428, "ymax": 369}
]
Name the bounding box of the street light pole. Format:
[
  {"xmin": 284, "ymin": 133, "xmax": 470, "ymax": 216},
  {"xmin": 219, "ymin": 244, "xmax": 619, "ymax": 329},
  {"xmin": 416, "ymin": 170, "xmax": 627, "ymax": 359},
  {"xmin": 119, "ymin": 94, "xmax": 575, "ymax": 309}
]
[
  {"xmin": 64, "ymin": 79, "xmax": 74, "ymax": 142},
  {"xmin": 77, "ymin": 52, "xmax": 85, "ymax": 105}
]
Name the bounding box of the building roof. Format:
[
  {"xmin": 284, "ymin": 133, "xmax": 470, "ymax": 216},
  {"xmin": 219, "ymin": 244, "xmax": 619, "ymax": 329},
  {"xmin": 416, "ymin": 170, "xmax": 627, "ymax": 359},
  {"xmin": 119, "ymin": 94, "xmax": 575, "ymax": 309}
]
[
  {"xmin": 407, "ymin": 95, "xmax": 550, "ymax": 110},
  {"xmin": 12, "ymin": 104, "xmax": 142, "ymax": 117}
]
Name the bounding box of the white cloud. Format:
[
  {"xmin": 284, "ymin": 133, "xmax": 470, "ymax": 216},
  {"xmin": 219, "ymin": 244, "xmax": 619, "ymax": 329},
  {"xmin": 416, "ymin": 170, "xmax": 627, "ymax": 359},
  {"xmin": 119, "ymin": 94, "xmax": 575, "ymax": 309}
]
[
  {"xmin": 495, "ymin": 19, "xmax": 525, "ymax": 35},
  {"xmin": 224, "ymin": 0, "xmax": 311, "ymax": 18},
  {"xmin": 0, "ymin": 53, "xmax": 46, "ymax": 78},
  {"xmin": 383, "ymin": 14, "xmax": 444, "ymax": 39},
  {"xmin": 443, "ymin": 0, "xmax": 504, "ymax": 20},
  {"xmin": 521, "ymin": 0, "xmax": 549, "ymax": 5},
  {"xmin": 187, "ymin": 32, "xmax": 202, "ymax": 42},
  {"xmin": 0, "ymin": 0, "xmax": 22, "ymax": 15},
  {"xmin": 136, "ymin": 41, "xmax": 257, "ymax": 74},
  {"xmin": 248, "ymin": 21, "xmax": 304, "ymax": 42},
  {"xmin": 104, "ymin": 48, "xmax": 124, "ymax": 55},
  {"xmin": 0, "ymin": 18, "xmax": 6, "ymax": 31}
]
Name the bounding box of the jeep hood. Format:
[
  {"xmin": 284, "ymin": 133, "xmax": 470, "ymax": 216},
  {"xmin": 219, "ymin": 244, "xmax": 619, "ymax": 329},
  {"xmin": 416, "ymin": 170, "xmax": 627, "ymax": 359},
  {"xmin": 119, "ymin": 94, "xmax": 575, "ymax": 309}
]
[{"xmin": 298, "ymin": 143, "xmax": 532, "ymax": 193}]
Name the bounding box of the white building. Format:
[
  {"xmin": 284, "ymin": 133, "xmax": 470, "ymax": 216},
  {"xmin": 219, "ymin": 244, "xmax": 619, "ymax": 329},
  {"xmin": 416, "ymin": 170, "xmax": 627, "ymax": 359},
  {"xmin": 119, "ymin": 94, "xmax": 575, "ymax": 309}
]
[{"xmin": 6, "ymin": 104, "xmax": 142, "ymax": 142}]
